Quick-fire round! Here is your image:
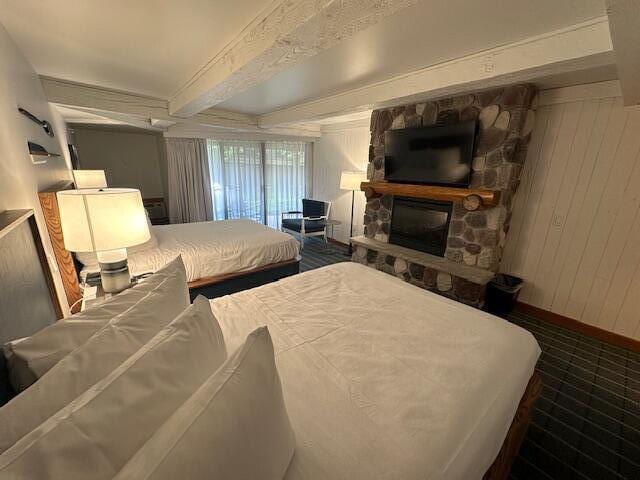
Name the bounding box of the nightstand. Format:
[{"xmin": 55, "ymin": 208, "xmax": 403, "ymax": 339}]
[
  {"xmin": 80, "ymin": 284, "xmax": 109, "ymax": 311},
  {"xmin": 79, "ymin": 274, "xmax": 149, "ymax": 311}
]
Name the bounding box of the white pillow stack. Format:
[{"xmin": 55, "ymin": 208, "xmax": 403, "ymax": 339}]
[
  {"xmin": 0, "ymin": 297, "xmax": 227, "ymax": 479},
  {"xmin": 0, "ymin": 256, "xmax": 296, "ymax": 480},
  {"xmin": 114, "ymin": 327, "xmax": 296, "ymax": 480},
  {"xmin": 3, "ymin": 256, "xmax": 189, "ymax": 391},
  {"xmin": 0, "ymin": 257, "xmax": 190, "ymax": 453}
]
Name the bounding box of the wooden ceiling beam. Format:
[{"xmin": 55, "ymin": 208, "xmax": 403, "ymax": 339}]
[
  {"xmin": 62, "ymin": 106, "xmax": 164, "ymax": 131},
  {"xmin": 605, "ymin": 0, "xmax": 640, "ymax": 106},
  {"xmin": 40, "ymin": 76, "xmax": 258, "ymax": 130},
  {"xmin": 258, "ymin": 17, "xmax": 615, "ymax": 127},
  {"xmin": 168, "ymin": 0, "xmax": 420, "ymax": 118},
  {"xmin": 41, "ymin": 77, "xmax": 321, "ymax": 138},
  {"xmin": 164, "ymin": 123, "xmax": 321, "ymax": 141}
]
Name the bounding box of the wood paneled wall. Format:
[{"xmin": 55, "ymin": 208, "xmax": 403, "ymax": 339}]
[{"xmin": 502, "ymin": 82, "xmax": 640, "ymax": 340}]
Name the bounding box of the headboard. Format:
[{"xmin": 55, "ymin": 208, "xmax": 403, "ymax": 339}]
[
  {"xmin": 0, "ymin": 209, "xmax": 60, "ymax": 403},
  {"xmin": 38, "ymin": 181, "xmax": 82, "ymax": 313}
]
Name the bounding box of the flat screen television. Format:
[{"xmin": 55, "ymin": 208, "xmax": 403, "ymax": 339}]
[{"xmin": 384, "ymin": 120, "xmax": 477, "ymax": 187}]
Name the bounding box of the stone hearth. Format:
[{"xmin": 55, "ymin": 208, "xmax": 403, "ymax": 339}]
[
  {"xmin": 358, "ymin": 83, "xmax": 537, "ymax": 306},
  {"xmin": 352, "ymin": 236, "xmax": 493, "ymax": 307}
]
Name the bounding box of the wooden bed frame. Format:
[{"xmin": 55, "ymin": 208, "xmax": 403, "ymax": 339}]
[
  {"xmin": 38, "ymin": 182, "xmax": 299, "ymax": 312},
  {"xmin": 484, "ymin": 372, "xmax": 542, "ymax": 479}
]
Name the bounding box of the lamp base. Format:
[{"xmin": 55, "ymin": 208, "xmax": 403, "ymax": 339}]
[{"xmin": 97, "ymin": 249, "xmax": 131, "ymax": 293}]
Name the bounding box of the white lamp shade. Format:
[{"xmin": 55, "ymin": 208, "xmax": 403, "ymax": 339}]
[
  {"xmin": 57, "ymin": 188, "xmax": 150, "ymax": 252},
  {"xmin": 72, "ymin": 170, "xmax": 108, "ymax": 189},
  {"xmin": 340, "ymin": 171, "xmax": 366, "ymax": 191}
]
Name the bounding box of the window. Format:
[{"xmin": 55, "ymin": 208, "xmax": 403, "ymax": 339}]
[{"xmin": 207, "ymin": 140, "xmax": 311, "ymax": 228}]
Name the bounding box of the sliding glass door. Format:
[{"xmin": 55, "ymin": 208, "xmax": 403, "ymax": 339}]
[
  {"xmin": 207, "ymin": 140, "xmax": 310, "ymax": 228},
  {"xmin": 264, "ymin": 142, "xmax": 308, "ymax": 229},
  {"xmin": 208, "ymin": 140, "xmax": 264, "ymax": 223}
]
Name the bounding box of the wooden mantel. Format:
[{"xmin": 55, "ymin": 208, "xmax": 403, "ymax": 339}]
[{"xmin": 361, "ymin": 181, "xmax": 500, "ymax": 209}]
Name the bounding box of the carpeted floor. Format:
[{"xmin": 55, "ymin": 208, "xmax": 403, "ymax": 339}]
[
  {"xmin": 299, "ymin": 237, "xmax": 640, "ymax": 480},
  {"xmin": 299, "ymin": 237, "xmax": 350, "ymax": 272}
]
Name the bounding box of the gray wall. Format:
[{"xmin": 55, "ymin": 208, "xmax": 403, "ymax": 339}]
[
  {"xmin": 72, "ymin": 125, "xmax": 167, "ymax": 200},
  {"xmin": 0, "ymin": 22, "xmax": 72, "ymax": 314}
]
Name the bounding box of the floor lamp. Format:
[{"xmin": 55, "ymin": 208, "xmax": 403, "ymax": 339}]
[{"xmin": 340, "ymin": 171, "xmax": 367, "ymax": 256}]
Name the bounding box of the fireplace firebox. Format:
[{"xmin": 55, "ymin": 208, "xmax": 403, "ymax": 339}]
[{"xmin": 389, "ymin": 197, "xmax": 452, "ymax": 257}]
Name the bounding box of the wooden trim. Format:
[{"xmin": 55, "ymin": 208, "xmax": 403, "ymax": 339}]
[
  {"xmin": 38, "ymin": 184, "xmax": 82, "ymax": 313},
  {"xmin": 483, "ymin": 372, "xmax": 543, "ymax": 480},
  {"xmin": 361, "ymin": 181, "xmax": 500, "ymax": 208},
  {"xmin": 187, "ymin": 258, "xmax": 299, "ymax": 289},
  {"xmin": 28, "ymin": 215, "xmax": 64, "ymax": 319},
  {"xmin": 515, "ymin": 302, "xmax": 640, "ymax": 353}
]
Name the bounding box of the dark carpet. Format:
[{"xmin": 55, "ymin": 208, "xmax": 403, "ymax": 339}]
[
  {"xmin": 299, "ymin": 237, "xmax": 640, "ymax": 480},
  {"xmin": 299, "ymin": 237, "xmax": 350, "ymax": 272}
]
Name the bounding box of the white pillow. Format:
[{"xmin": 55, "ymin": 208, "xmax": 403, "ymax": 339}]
[
  {"xmin": 114, "ymin": 327, "xmax": 295, "ymax": 480},
  {"xmin": 0, "ymin": 272, "xmax": 189, "ymax": 454},
  {"xmin": 0, "ymin": 297, "xmax": 226, "ymax": 479},
  {"xmin": 3, "ymin": 256, "xmax": 188, "ymax": 390}
]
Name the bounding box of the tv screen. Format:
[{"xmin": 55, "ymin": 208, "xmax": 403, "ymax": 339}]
[{"xmin": 384, "ymin": 120, "xmax": 477, "ymax": 187}]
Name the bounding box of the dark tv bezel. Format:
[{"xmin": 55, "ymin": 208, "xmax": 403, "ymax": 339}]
[{"xmin": 383, "ymin": 120, "xmax": 477, "ymax": 188}]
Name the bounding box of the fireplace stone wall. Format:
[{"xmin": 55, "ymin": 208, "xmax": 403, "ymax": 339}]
[{"xmin": 364, "ymin": 84, "xmax": 537, "ymax": 272}]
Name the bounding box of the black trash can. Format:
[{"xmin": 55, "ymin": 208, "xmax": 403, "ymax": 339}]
[{"xmin": 486, "ymin": 274, "xmax": 523, "ymax": 315}]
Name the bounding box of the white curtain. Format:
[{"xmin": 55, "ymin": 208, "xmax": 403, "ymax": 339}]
[
  {"xmin": 207, "ymin": 140, "xmax": 311, "ymax": 229},
  {"xmin": 264, "ymin": 141, "xmax": 308, "ymax": 229},
  {"xmin": 207, "ymin": 140, "xmax": 264, "ymax": 223},
  {"xmin": 166, "ymin": 138, "xmax": 213, "ymax": 224}
]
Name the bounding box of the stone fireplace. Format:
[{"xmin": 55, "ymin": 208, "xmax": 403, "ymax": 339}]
[{"xmin": 352, "ymin": 83, "xmax": 537, "ymax": 307}]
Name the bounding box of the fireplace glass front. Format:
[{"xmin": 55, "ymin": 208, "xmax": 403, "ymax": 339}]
[{"xmin": 389, "ymin": 197, "xmax": 452, "ymax": 256}]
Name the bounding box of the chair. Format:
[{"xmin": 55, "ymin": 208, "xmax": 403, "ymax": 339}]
[{"xmin": 281, "ymin": 199, "xmax": 331, "ymax": 250}]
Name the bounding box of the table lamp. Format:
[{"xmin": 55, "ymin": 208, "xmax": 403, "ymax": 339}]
[
  {"xmin": 57, "ymin": 188, "xmax": 150, "ymax": 293},
  {"xmin": 72, "ymin": 170, "xmax": 107, "ymax": 189},
  {"xmin": 340, "ymin": 171, "xmax": 367, "ymax": 255}
]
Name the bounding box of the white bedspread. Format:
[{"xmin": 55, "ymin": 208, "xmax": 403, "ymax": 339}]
[
  {"xmin": 81, "ymin": 219, "xmax": 299, "ymax": 282},
  {"xmin": 211, "ymin": 262, "xmax": 540, "ymax": 480}
]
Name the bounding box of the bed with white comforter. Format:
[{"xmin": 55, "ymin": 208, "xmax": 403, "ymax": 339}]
[
  {"xmin": 211, "ymin": 262, "xmax": 541, "ymax": 480},
  {"xmin": 79, "ymin": 218, "xmax": 299, "ymax": 282}
]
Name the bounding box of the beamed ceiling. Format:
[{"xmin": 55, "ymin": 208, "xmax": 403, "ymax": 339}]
[{"xmin": 1, "ymin": 0, "xmax": 634, "ymax": 137}]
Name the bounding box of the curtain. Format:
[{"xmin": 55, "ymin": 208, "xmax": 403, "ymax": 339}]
[
  {"xmin": 264, "ymin": 141, "xmax": 308, "ymax": 229},
  {"xmin": 207, "ymin": 140, "xmax": 264, "ymax": 223},
  {"xmin": 166, "ymin": 138, "xmax": 213, "ymax": 224},
  {"xmin": 207, "ymin": 140, "xmax": 311, "ymax": 229}
]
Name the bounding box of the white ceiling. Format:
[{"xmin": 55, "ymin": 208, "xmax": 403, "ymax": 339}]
[
  {"xmin": 0, "ymin": 0, "xmax": 273, "ymax": 98},
  {"xmin": 218, "ymin": 0, "xmax": 606, "ymax": 114},
  {"xmin": 0, "ymin": 0, "xmax": 609, "ymax": 125}
]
